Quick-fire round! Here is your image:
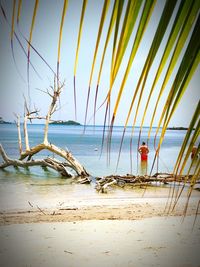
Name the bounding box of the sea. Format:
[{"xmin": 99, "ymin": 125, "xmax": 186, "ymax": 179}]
[{"xmin": 0, "ymin": 124, "xmax": 195, "ymax": 210}]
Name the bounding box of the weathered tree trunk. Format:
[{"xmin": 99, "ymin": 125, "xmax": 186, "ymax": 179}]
[
  {"xmin": 18, "ymin": 142, "xmax": 88, "ymax": 176},
  {"xmin": 23, "ymin": 114, "xmax": 30, "ymax": 151},
  {"xmin": 16, "ymin": 114, "xmax": 22, "ymax": 154}
]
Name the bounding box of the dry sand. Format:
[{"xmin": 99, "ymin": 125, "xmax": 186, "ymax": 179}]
[
  {"xmin": 0, "ymin": 216, "xmax": 200, "ymax": 267},
  {"xmin": 0, "ymin": 186, "xmax": 200, "ymax": 267}
]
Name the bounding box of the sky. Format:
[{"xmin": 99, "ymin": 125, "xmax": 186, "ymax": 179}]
[{"xmin": 0, "ymin": 0, "xmax": 199, "ymax": 127}]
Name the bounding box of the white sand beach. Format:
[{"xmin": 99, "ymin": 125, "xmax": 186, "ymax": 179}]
[
  {"xmin": 0, "ymin": 185, "xmax": 200, "ymax": 267},
  {"xmin": 0, "ymin": 216, "xmax": 200, "ymax": 267}
]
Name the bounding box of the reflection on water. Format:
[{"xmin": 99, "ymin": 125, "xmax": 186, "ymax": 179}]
[{"xmin": 139, "ymin": 160, "xmax": 148, "ymax": 175}]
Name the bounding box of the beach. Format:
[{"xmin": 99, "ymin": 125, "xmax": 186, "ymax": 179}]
[
  {"xmin": 0, "ymin": 187, "xmax": 200, "ymax": 225},
  {"xmin": 0, "ymin": 217, "xmax": 200, "ymax": 267},
  {"xmin": 0, "ymin": 0, "xmax": 199, "ymax": 264},
  {"xmin": 0, "ymin": 186, "xmax": 200, "ymax": 267},
  {"xmin": 1, "ymin": 195, "xmax": 200, "ymax": 267},
  {"xmin": 0, "ymin": 124, "xmax": 200, "ymax": 266}
]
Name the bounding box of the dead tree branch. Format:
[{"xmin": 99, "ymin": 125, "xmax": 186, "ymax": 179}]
[
  {"xmin": 0, "ymin": 78, "xmax": 89, "ymax": 178},
  {"xmin": 95, "ymin": 173, "xmax": 200, "ymax": 193},
  {"xmin": 0, "ymin": 145, "xmax": 73, "ymax": 177}
]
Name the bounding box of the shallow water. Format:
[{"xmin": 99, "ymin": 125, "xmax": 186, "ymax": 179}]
[
  {"xmin": 0, "ymin": 124, "xmax": 191, "ymax": 176},
  {"xmin": 0, "ymin": 124, "xmax": 196, "ymax": 210}
]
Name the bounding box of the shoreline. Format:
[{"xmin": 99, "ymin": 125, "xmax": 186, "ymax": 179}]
[{"xmin": 1, "ymin": 193, "xmax": 199, "ymax": 226}]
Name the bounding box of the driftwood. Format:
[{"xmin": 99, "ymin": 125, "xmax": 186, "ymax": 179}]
[
  {"xmin": 0, "ymin": 79, "xmax": 89, "ymax": 181},
  {"xmin": 95, "ymin": 173, "xmax": 200, "ymax": 193}
]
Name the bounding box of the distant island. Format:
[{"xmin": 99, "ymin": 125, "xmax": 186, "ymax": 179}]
[
  {"xmin": 167, "ymin": 127, "xmax": 188, "ymax": 130},
  {"xmin": 50, "ymin": 120, "xmax": 81, "ymax": 126},
  {"xmin": 0, "ymin": 117, "xmax": 11, "ymax": 124}
]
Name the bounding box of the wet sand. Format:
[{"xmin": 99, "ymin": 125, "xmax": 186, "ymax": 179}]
[
  {"xmin": 0, "ymin": 195, "xmax": 199, "ymax": 225},
  {"xmin": 0, "ymin": 184, "xmax": 199, "ymax": 225}
]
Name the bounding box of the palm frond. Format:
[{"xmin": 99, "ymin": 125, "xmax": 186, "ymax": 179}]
[
  {"xmin": 110, "ymin": 0, "xmax": 125, "ymax": 83},
  {"xmin": 112, "ymin": 0, "xmax": 143, "ymax": 82},
  {"xmin": 57, "ymin": 0, "xmax": 68, "ymax": 80},
  {"xmin": 73, "ymin": 0, "xmax": 88, "ymax": 120},
  {"xmin": 182, "ymin": 165, "xmax": 200, "ymax": 216},
  {"xmin": 140, "ymin": 0, "xmax": 199, "ymax": 140},
  {"xmin": 11, "ymin": 0, "xmax": 16, "ymax": 41},
  {"xmin": 93, "ymin": 0, "xmax": 119, "ymax": 125},
  {"xmin": 16, "ymin": 0, "xmax": 22, "ymax": 24},
  {"xmin": 27, "ymin": 0, "xmax": 39, "ymax": 63},
  {"xmin": 173, "ymin": 101, "xmax": 200, "ymax": 176},
  {"xmin": 111, "ymin": 0, "xmax": 178, "ymax": 171},
  {"xmin": 150, "ymin": 48, "xmax": 199, "ymax": 175},
  {"xmin": 84, "ymin": 0, "xmax": 111, "ymax": 126},
  {"xmin": 112, "ymin": 0, "xmax": 156, "ymax": 168},
  {"xmin": 154, "ymin": 15, "xmax": 200, "ymax": 154},
  {"xmin": 170, "ymin": 122, "xmax": 200, "ymax": 212},
  {"xmin": 112, "ymin": 0, "xmax": 155, "ymax": 124},
  {"xmin": 27, "ymin": 0, "xmax": 39, "ymax": 105}
]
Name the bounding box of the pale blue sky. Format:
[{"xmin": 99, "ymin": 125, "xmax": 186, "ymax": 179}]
[{"xmin": 0, "ymin": 0, "xmax": 199, "ymax": 127}]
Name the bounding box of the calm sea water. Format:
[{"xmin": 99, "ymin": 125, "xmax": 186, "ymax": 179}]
[
  {"xmin": 0, "ymin": 124, "xmax": 195, "ymax": 210},
  {"xmin": 0, "ymin": 123, "xmax": 190, "ymax": 176}
]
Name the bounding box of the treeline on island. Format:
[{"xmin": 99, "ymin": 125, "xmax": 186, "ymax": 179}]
[
  {"xmin": 50, "ymin": 120, "xmax": 81, "ymax": 126},
  {"xmin": 0, "ymin": 117, "xmax": 11, "ymax": 124}
]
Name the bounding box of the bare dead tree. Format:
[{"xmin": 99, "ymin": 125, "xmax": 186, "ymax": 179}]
[{"xmin": 0, "ymin": 79, "xmax": 89, "ymax": 181}]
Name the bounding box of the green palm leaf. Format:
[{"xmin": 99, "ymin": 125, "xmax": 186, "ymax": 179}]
[
  {"xmin": 106, "ymin": 0, "xmax": 144, "ymax": 108},
  {"xmin": 57, "ymin": 0, "xmax": 68, "ymax": 80},
  {"xmin": 73, "ymin": 0, "xmax": 88, "ymax": 120},
  {"xmin": 140, "ymin": 0, "xmax": 199, "ymax": 139},
  {"xmin": 173, "ymin": 101, "xmax": 200, "ymax": 176},
  {"xmin": 113, "ymin": 0, "xmax": 178, "ymax": 169},
  {"xmin": 16, "ymin": 0, "xmax": 22, "ymax": 24},
  {"xmin": 93, "ymin": 0, "xmax": 120, "ymax": 125},
  {"xmin": 84, "ymin": 0, "xmax": 111, "ymax": 126},
  {"xmin": 27, "ymin": 0, "xmax": 39, "ymax": 104},
  {"xmin": 27, "ymin": 0, "xmax": 39, "ymax": 60},
  {"xmin": 150, "ymin": 41, "xmax": 199, "ymax": 175},
  {"xmin": 111, "ymin": 0, "xmax": 143, "ymax": 82},
  {"xmin": 169, "ymin": 120, "xmax": 200, "ymax": 212},
  {"xmin": 11, "ymin": 0, "xmax": 16, "ymax": 41},
  {"xmin": 110, "ymin": 0, "xmax": 124, "ymax": 81},
  {"xmin": 114, "ymin": 0, "xmax": 177, "ymax": 134},
  {"xmin": 154, "ymin": 15, "xmax": 200, "ymax": 151}
]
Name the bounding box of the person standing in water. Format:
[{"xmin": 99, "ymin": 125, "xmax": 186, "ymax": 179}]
[
  {"xmin": 191, "ymin": 145, "xmax": 198, "ymax": 159},
  {"xmin": 138, "ymin": 141, "xmax": 149, "ymax": 161}
]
